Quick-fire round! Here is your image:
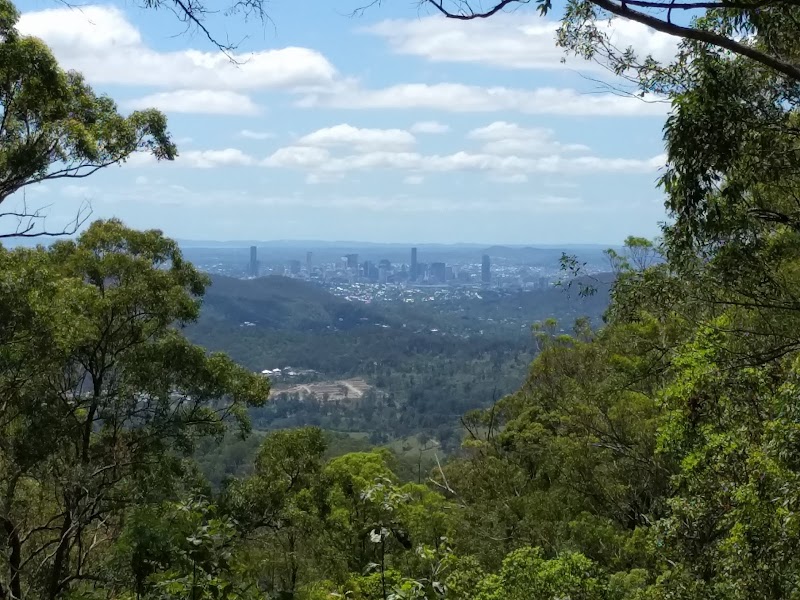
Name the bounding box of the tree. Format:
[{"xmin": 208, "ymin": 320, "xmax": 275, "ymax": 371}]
[
  {"xmin": 224, "ymin": 427, "xmax": 328, "ymax": 598},
  {"xmin": 0, "ymin": 219, "xmax": 269, "ymax": 599},
  {"xmin": 127, "ymin": 498, "xmax": 260, "ymax": 600},
  {"xmin": 0, "ymin": 0, "xmax": 175, "ymax": 238}
]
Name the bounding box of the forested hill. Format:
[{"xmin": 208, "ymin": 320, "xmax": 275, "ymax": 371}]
[
  {"xmin": 185, "ymin": 274, "xmax": 611, "ymax": 440},
  {"xmin": 197, "ymin": 274, "xmax": 397, "ymax": 331},
  {"xmin": 187, "ymin": 273, "xmax": 612, "ymax": 375}
]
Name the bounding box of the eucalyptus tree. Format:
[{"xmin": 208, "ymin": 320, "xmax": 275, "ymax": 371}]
[{"xmin": 0, "ymin": 220, "xmax": 270, "ymax": 599}]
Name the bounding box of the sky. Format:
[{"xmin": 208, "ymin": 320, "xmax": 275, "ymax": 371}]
[{"xmin": 12, "ymin": 0, "xmax": 676, "ymax": 244}]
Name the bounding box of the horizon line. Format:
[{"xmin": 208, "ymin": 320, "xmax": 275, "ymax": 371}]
[{"xmin": 176, "ymin": 238, "xmax": 624, "ymax": 247}]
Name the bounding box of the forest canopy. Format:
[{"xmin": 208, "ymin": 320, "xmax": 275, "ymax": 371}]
[{"xmin": 2, "ymin": 0, "xmax": 800, "ymax": 598}]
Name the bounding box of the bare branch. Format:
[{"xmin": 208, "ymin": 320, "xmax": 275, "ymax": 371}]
[
  {"xmin": 426, "ymin": 0, "xmax": 528, "ymax": 19},
  {"xmin": 0, "ymin": 196, "xmax": 92, "ymax": 240}
]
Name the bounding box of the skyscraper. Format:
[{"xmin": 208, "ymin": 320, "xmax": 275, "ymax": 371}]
[
  {"xmin": 481, "ymin": 254, "xmax": 491, "ymax": 284},
  {"xmin": 430, "ymin": 262, "xmax": 446, "ymax": 283},
  {"xmin": 249, "ymin": 246, "xmax": 259, "ymax": 277},
  {"xmin": 411, "ymin": 247, "xmax": 418, "ymax": 282},
  {"xmin": 345, "ymin": 253, "xmax": 359, "ymax": 270},
  {"xmin": 362, "ymin": 261, "xmax": 378, "ymax": 281},
  {"xmin": 306, "ymin": 251, "xmax": 313, "ymax": 274}
]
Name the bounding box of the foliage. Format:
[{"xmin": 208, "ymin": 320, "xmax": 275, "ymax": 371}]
[
  {"xmin": 0, "ymin": 0, "xmax": 174, "ymax": 236},
  {"xmin": 188, "ymin": 274, "xmax": 608, "ymax": 444},
  {"xmin": 0, "ymin": 220, "xmax": 268, "ymax": 599},
  {"xmin": 8, "ymin": 0, "xmax": 800, "ymax": 597}
]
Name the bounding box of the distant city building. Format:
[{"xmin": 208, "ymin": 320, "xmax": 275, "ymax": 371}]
[
  {"xmin": 417, "ymin": 262, "xmax": 428, "ymax": 281},
  {"xmin": 445, "ymin": 266, "xmax": 454, "ymax": 281},
  {"xmin": 430, "ymin": 262, "xmax": 446, "ymax": 283},
  {"xmin": 411, "ymin": 247, "xmax": 418, "ymax": 282},
  {"xmin": 345, "ymin": 253, "xmax": 359, "ymax": 270},
  {"xmin": 362, "ymin": 260, "xmax": 378, "ymax": 281},
  {"xmin": 481, "ymin": 254, "xmax": 491, "ymax": 284},
  {"xmin": 249, "ymin": 246, "xmax": 259, "ymax": 277},
  {"xmin": 288, "ymin": 259, "xmax": 301, "ymax": 275},
  {"xmin": 378, "ymin": 266, "xmax": 388, "ymax": 283},
  {"xmin": 306, "ymin": 251, "xmax": 313, "ymax": 273}
]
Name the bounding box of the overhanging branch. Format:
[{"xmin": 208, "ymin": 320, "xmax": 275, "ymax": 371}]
[
  {"xmin": 422, "ymin": 0, "xmax": 800, "ymax": 81},
  {"xmin": 0, "ymin": 196, "xmax": 92, "ymax": 239}
]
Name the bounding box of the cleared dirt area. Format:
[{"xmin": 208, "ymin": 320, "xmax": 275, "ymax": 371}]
[{"xmin": 269, "ymin": 378, "xmax": 372, "ymax": 402}]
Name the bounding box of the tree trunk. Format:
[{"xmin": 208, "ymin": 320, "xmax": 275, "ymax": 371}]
[{"xmin": 0, "ymin": 516, "xmax": 21, "ymax": 600}]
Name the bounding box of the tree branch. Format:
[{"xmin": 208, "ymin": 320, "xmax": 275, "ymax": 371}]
[
  {"xmin": 589, "ymin": 0, "xmax": 800, "ymax": 81},
  {"xmin": 0, "ymin": 198, "xmax": 92, "ymax": 239},
  {"xmin": 423, "ymin": 0, "xmax": 800, "ymax": 81}
]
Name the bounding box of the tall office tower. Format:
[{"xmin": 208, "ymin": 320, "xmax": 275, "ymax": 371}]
[
  {"xmin": 411, "ymin": 247, "xmax": 418, "ymax": 281},
  {"xmin": 430, "ymin": 262, "xmax": 446, "ymax": 283},
  {"xmin": 288, "ymin": 259, "xmax": 301, "ymax": 275},
  {"xmin": 345, "ymin": 253, "xmax": 359, "ymax": 270},
  {"xmin": 306, "ymin": 251, "xmax": 313, "ymax": 273},
  {"xmin": 481, "ymin": 254, "xmax": 491, "ymax": 284},
  {"xmin": 362, "ymin": 261, "xmax": 376, "ymax": 281},
  {"xmin": 249, "ymin": 246, "xmax": 259, "ymax": 277}
]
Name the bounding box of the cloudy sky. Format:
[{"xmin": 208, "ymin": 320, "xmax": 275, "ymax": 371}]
[{"xmin": 14, "ymin": 0, "xmax": 674, "ymax": 244}]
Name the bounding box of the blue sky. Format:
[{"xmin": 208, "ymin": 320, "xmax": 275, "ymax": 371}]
[{"xmin": 14, "ymin": 0, "xmax": 674, "ymax": 244}]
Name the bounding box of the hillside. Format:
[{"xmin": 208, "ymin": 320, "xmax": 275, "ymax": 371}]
[
  {"xmin": 199, "ymin": 275, "xmax": 392, "ymax": 331},
  {"xmin": 186, "ymin": 274, "xmax": 611, "ymax": 441}
]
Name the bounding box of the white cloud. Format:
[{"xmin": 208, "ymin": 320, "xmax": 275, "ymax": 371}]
[
  {"xmin": 118, "ymin": 134, "xmax": 667, "ymax": 175},
  {"xmin": 545, "ymin": 180, "xmax": 581, "ymax": 189},
  {"xmin": 124, "ymin": 152, "xmax": 159, "ymax": 168},
  {"xmin": 181, "ymin": 149, "xmax": 257, "ymax": 168},
  {"xmin": 18, "ymin": 6, "xmax": 336, "ymax": 96},
  {"xmin": 84, "ymin": 181, "xmax": 586, "ymax": 214},
  {"xmin": 365, "ymin": 15, "xmax": 678, "ymax": 71},
  {"xmin": 239, "ymin": 129, "xmax": 275, "ymax": 140},
  {"xmin": 17, "ymin": 5, "xmax": 672, "ymax": 126},
  {"xmin": 490, "ymin": 173, "xmax": 529, "ymax": 183},
  {"xmin": 296, "ymin": 124, "xmax": 416, "ymax": 152},
  {"xmin": 264, "ymin": 146, "xmax": 666, "ymax": 175},
  {"xmin": 263, "ymin": 146, "xmax": 331, "ymax": 169},
  {"xmin": 126, "ymin": 90, "xmax": 260, "ymax": 115},
  {"xmin": 410, "ymin": 121, "xmax": 450, "ymax": 134},
  {"xmin": 468, "ymin": 121, "xmax": 590, "ymax": 155},
  {"xmin": 123, "ymin": 148, "xmax": 257, "ymax": 168},
  {"xmin": 299, "ymin": 83, "xmax": 668, "ymax": 116},
  {"xmin": 403, "ymin": 175, "xmax": 425, "ymax": 185},
  {"xmin": 306, "ymin": 173, "xmax": 344, "ymax": 184}
]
